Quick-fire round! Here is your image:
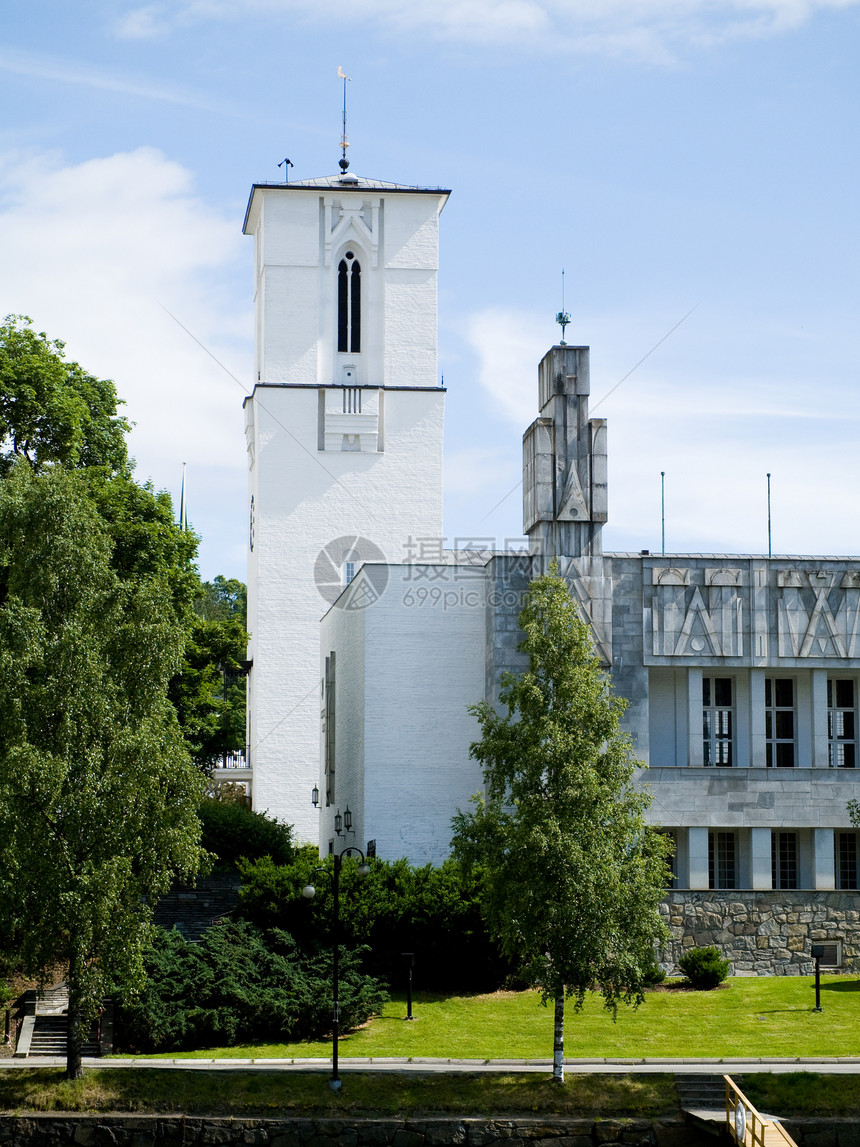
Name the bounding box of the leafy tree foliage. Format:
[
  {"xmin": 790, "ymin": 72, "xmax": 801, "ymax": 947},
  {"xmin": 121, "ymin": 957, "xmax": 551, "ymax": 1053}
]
[
  {"xmin": 172, "ymin": 576, "xmax": 249, "ymax": 770},
  {"xmin": 169, "ymin": 612, "xmax": 248, "ymax": 769},
  {"xmin": 0, "ymin": 465, "xmax": 207, "ymax": 1077},
  {"xmin": 0, "ymin": 315, "xmax": 130, "ymax": 476},
  {"xmin": 199, "ymin": 798, "xmax": 293, "ymax": 869},
  {"xmin": 195, "ymin": 576, "xmax": 247, "ymax": 623},
  {"xmin": 451, "ymin": 563, "xmax": 671, "ymax": 1082},
  {"xmin": 117, "ymin": 920, "xmax": 388, "ymax": 1052},
  {"xmin": 237, "ymin": 849, "xmax": 513, "ymax": 992}
]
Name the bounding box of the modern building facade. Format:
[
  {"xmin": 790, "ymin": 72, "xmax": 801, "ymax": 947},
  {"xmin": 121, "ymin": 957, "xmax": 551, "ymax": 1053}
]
[{"xmin": 245, "ymin": 167, "xmax": 860, "ymax": 973}]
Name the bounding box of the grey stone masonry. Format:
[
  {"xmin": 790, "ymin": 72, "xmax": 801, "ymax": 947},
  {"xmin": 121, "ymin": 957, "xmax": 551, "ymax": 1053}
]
[
  {"xmin": 660, "ymin": 890, "xmax": 860, "ymax": 975},
  {"xmin": 0, "ymin": 1114, "xmax": 697, "ymax": 1147}
]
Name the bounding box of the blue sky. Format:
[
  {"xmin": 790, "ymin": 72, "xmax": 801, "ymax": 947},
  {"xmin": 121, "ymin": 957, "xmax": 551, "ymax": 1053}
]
[{"xmin": 2, "ymin": 0, "xmax": 859, "ymax": 579}]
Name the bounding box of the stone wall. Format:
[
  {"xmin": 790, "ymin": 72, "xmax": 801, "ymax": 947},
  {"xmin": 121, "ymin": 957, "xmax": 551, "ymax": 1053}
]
[
  {"xmin": 660, "ymin": 890, "xmax": 860, "ymax": 974},
  {"xmin": 0, "ymin": 1114, "xmax": 697, "ymax": 1147}
]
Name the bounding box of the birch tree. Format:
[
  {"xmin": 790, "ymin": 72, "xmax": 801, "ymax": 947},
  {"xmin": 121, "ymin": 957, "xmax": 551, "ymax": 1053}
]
[
  {"xmin": 0, "ymin": 465, "xmax": 206, "ymax": 1078},
  {"xmin": 451, "ymin": 563, "xmax": 671, "ymax": 1083}
]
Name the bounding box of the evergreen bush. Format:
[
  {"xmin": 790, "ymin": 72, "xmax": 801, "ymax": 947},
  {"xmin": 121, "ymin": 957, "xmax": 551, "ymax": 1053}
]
[
  {"xmin": 678, "ymin": 945, "xmax": 730, "ymax": 989},
  {"xmin": 117, "ymin": 920, "xmax": 387, "ymax": 1052},
  {"xmin": 237, "ymin": 849, "xmax": 514, "ymax": 992}
]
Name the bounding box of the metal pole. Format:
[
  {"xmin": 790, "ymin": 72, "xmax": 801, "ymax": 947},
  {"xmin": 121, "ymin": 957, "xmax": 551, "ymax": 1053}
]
[
  {"xmin": 661, "ymin": 471, "xmax": 665, "ymax": 556},
  {"xmin": 814, "ymin": 957, "xmax": 822, "ymax": 1012},
  {"xmin": 403, "ymin": 952, "xmax": 414, "ymax": 1020},
  {"xmin": 767, "ymin": 473, "xmax": 772, "ymax": 559},
  {"xmin": 331, "ymin": 853, "xmax": 341, "ymax": 1089}
]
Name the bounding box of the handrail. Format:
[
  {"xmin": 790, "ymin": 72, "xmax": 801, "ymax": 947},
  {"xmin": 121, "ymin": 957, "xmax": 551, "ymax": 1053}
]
[{"xmin": 724, "ymin": 1075, "xmax": 798, "ymax": 1147}]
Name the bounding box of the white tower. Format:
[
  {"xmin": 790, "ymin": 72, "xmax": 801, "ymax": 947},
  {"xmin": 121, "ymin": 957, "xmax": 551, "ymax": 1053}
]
[{"xmin": 243, "ymin": 171, "xmax": 449, "ymax": 843}]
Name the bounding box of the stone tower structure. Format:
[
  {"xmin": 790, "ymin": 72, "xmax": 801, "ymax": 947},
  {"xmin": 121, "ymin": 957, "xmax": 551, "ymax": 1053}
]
[
  {"xmin": 242, "ymin": 173, "xmax": 449, "ymax": 843},
  {"xmin": 522, "ymin": 344, "xmax": 612, "ymax": 662}
]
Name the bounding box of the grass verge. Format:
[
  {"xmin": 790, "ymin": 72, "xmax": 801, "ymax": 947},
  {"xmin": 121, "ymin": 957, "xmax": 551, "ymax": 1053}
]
[
  {"xmin": 738, "ymin": 1072, "xmax": 860, "ymax": 1118},
  {"xmin": 133, "ymin": 978, "xmax": 860, "ymax": 1061},
  {"xmin": 0, "ymin": 1069, "xmax": 678, "ymax": 1118}
]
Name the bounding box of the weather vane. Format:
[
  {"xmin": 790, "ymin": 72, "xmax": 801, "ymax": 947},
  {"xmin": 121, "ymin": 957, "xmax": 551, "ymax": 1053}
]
[
  {"xmin": 278, "ymin": 157, "xmax": 293, "ymax": 184},
  {"xmin": 338, "ymin": 66, "xmax": 351, "ymax": 173},
  {"xmin": 556, "ymin": 268, "xmax": 571, "ymax": 345}
]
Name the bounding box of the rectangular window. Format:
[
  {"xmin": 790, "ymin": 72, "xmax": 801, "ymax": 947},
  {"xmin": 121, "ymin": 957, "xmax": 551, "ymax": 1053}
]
[
  {"xmin": 765, "ymin": 678, "xmax": 795, "ymax": 767},
  {"xmin": 837, "ymin": 833, "xmax": 858, "ymax": 890},
  {"xmin": 708, "ymin": 831, "xmax": 737, "ymax": 889},
  {"xmin": 344, "ymin": 561, "xmax": 356, "ymax": 585},
  {"xmin": 659, "ymin": 830, "xmax": 678, "ymax": 888},
  {"xmin": 703, "ymin": 677, "xmax": 733, "ymax": 766},
  {"xmin": 828, "ymin": 679, "xmax": 856, "ymax": 768},
  {"xmin": 324, "ymin": 652, "xmax": 336, "ymax": 806},
  {"xmin": 771, "ymin": 831, "xmax": 798, "ymax": 889}
]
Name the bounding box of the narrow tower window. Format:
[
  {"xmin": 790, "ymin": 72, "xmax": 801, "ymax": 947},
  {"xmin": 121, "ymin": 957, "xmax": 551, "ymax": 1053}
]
[{"xmin": 337, "ymin": 252, "xmax": 361, "ymax": 353}]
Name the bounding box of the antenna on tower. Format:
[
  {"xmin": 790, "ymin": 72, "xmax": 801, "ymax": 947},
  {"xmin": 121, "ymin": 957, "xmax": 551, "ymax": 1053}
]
[
  {"xmin": 337, "ymin": 66, "xmax": 351, "ymax": 172},
  {"xmin": 556, "ymin": 269, "xmax": 571, "ymax": 345},
  {"xmin": 278, "ymin": 157, "xmax": 293, "ymax": 183}
]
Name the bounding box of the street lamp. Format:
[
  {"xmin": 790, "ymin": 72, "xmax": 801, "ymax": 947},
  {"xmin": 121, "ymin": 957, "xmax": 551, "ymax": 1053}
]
[{"xmin": 303, "ymin": 797, "xmax": 370, "ymax": 1090}]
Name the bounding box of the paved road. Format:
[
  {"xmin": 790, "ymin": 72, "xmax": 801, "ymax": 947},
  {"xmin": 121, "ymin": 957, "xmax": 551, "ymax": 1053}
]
[{"xmin": 2, "ymin": 1056, "xmax": 859, "ymax": 1074}]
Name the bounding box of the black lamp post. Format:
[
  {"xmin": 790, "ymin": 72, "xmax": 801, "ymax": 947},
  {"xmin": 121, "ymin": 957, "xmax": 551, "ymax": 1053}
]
[{"xmin": 305, "ymin": 787, "xmax": 369, "ymax": 1090}]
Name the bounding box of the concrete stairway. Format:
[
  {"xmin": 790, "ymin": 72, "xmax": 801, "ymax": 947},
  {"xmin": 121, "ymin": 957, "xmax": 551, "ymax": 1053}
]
[
  {"xmin": 153, "ymin": 873, "xmax": 240, "ymax": 942},
  {"xmin": 676, "ymin": 1074, "xmax": 726, "ymax": 1138},
  {"xmin": 18, "ymin": 1015, "xmax": 100, "ymax": 1058}
]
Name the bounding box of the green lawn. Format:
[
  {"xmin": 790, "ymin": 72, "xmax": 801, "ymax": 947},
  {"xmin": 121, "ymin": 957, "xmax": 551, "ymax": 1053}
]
[
  {"xmin": 136, "ymin": 976, "xmax": 860, "ymax": 1061},
  {"xmin": 0, "ymin": 1069, "xmax": 677, "ymax": 1117}
]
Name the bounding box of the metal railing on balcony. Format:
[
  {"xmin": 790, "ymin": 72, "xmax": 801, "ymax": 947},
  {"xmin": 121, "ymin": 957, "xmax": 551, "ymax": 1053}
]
[{"xmin": 214, "ymin": 751, "xmax": 248, "ymax": 770}]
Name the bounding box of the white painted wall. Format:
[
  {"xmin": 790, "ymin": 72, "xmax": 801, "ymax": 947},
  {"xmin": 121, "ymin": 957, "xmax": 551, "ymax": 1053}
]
[
  {"xmin": 243, "ymin": 178, "xmax": 448, "ymax": 842},
  {"xmin": 320, "ymin": 564, "xmax": 487, "ymax": 864}
]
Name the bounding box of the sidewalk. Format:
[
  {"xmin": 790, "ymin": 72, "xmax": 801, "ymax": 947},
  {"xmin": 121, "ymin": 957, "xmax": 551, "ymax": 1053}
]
[{"xmin": 2, "ymin": 1055, "xmax": 860, "ymax": 1073}]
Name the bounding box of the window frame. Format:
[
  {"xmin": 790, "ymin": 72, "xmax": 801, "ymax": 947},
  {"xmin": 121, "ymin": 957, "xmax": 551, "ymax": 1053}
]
[{"xmin": 765, "ymin": 676, "xmax": 796, "ymax": 768}]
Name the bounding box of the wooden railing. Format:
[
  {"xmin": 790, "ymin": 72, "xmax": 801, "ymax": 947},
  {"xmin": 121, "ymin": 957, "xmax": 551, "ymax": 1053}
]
[{"xmin": 724, "ymin": 1075, "xmax": 798, "ymax": 1147}]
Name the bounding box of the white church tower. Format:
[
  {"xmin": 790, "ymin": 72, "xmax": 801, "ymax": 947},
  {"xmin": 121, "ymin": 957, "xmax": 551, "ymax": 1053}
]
[{"xmin": 242, "ymin": 165, "xmax": 449, "ymax": 844}]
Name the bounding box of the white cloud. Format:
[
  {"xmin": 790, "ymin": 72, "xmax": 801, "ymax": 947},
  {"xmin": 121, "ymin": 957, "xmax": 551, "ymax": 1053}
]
[
  {"xmin": 0, "ymin": 46, "xmax": 232, "ymax": 111},
  {"xmin": 0, "ymin": 147, "xmax": 251, "ymax": 574},
  {"xmin": 466, "ymin": 308, "xmax": 548, "ymax": 426},
  {"xmin": 112, "ymin": 0, "xmax": 860, "ymax": 58},
  {"xmin": 466, "ymin": 304, "xmax": 860, "ymax": 558}
]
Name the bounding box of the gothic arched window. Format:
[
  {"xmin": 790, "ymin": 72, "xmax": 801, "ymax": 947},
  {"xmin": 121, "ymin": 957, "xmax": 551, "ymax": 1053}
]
[{"xmin": 337, "ymin": 252, "xmax": 361, "ymax": 353}]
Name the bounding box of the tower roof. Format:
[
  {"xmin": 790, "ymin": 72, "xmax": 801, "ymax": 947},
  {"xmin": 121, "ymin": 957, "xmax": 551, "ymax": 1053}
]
[{"xmin": 243, "ymin": 176, "xmax": 450, "ymax": 233}]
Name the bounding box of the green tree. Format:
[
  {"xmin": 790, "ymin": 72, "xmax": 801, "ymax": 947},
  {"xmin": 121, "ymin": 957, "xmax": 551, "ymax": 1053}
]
[
  {"xmin": 169, "ymin": 612, "xmax": 248, "ymax": 769},
  {"xmin": 451, "ymin": 563, "xmax": 671, "ymax": 1082},
  {"xmin": 0, "ymin": 315, "xmax": 130, "ymax": 476},
  {"xmin": 195, "ymin": 575, "xmax": 247, "ymax": 624},
  {"xmin": 0, "ymin": 464, "xmax": 207, "ymax": 1078}
]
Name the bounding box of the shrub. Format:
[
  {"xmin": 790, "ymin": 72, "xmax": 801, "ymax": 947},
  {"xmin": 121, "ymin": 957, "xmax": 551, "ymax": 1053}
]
[
  {"xmin": 237, "ymin": 849, "xmax": 515, "ymax": 992},
  {"xmin": 117, "ymin": 920, "xmax": 388, "ymax": 1052},
  {"xmin": 678, "ymin": 945, "xmax": 730, "ymax": 989},
  {"xmin": 641, "ymin": 960, "xmax": 666, "ymax": 987},
  {"xmin": 198, "ymin": 798, "xmax": 293, "ymax": 868}
]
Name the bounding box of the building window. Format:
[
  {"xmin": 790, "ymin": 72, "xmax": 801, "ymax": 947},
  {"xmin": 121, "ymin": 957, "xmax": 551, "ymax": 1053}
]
[
  {"xmin": 837, "ymin": 832, "xmax": 858, "ymax": 890},
  {"xmin": 703, "ymin": 677, "xmax": 733, "ymax": 766},
  {"xmin": 772, "ymin": 831, "xmax": 798, "ymax": 889},
  {"xmin": 342, "ymin": 387, "xmax": 361, "ymax": 414},
  {"xmin": 659, "ymin": 830, "xmax": 678, "ymax": 888},
  {"xmin": 337, "ymin": 253, "xmax": 361, "ymax": 353},
  {"xmin": 344, "ymin": 561, "xmax": 356, "ymax": 585},
  {"xmin": 324, "ymin": 652, "xmax": 336, "ymax": 806},
  {"xmin": 708, "ymin": 831, "xmax": 737, "ymax": 889},
  {"xmin": 828, "ymin": 679, "xmax": 856, "ymax": 768},
  {"xmin": 765, "ymin": 678, "xmax": 795, "ymax": 767}
]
